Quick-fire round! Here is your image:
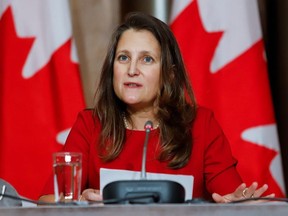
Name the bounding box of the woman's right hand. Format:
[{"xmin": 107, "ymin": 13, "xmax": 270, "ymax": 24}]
[{"xmin": 80, "ymin": 188, "xmax": 102, "ymax": 202}]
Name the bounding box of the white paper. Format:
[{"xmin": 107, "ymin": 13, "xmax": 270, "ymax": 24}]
[{"xmin": 100, "ymin": 168, "xmax": 194, "ymax": 200}]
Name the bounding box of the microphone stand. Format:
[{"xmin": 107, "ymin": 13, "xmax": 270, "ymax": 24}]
[{"xmin": 141, "ymin": 121, "xmax": 152, "ymax": 180}]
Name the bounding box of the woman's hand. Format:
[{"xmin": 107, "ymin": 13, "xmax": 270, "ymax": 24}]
[
  {"xmin": 79, "ymin": 188, "xmax": 102, "ymax": 202},
  {"xmin": 212, "ymin": 182, "xmax": 275, "ymax": 203}
]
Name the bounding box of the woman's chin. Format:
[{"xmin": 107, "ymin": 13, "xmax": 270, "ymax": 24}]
[{"xmin": 122, "ymin": 96, "xmax": 140, "ymax": 104}]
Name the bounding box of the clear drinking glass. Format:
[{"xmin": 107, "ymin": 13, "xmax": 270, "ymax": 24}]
[{"xmin": 53, "ymin": 152, "xmax": 82, "ymax": 202}]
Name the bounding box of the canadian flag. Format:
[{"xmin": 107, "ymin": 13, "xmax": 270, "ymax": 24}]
[
  {"xmin": 170, "ymin": 0, "xmax": 285, "ymax": 197},
  {"xmin": 0, "ymin": 0, "xmax": 85, "ymax": 200}
]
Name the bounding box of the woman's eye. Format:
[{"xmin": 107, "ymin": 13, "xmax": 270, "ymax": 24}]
[
  {"xmin": 143, "ymin": 56, "xmax": 153, "ymax": 63},
  {"xmin": 118, "ymin": 55, "xmax": 128, "ymax": 62}
]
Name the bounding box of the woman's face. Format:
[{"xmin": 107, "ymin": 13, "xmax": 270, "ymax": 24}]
[{"xmin": 113, "ymin": 29, "xmax": 161, "ymax": 111}]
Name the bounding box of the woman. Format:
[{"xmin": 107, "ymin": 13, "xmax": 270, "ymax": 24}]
[{"xmin": 40, "ymin": 12, "xmax": 274, "ymax": 203}]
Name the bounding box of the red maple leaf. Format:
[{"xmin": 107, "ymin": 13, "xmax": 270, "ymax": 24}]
[
  {"xmin": 0, "ymin": 7, "xmax": 85, "ymax": 200},
  {"xmin": 171, "ymin": 1, "xmax": 284, "ymax": 197}
]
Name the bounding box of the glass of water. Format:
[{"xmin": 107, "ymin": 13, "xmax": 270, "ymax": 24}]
[{"xmin": 53, "ymin": 152, "xmax": 82, "ymax": 202}]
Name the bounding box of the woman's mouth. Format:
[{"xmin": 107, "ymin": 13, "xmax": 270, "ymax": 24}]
[{"xmin": 124, "ymin": 82, "xmax": 142, "ymax": 87}]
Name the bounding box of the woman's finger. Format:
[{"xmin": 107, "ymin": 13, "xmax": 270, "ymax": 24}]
[
  {"xmin": 242, "ymin": 182, "xmax": 258, "ymax": 198},
  {"xmin": 212, "ymin": 193, "xmax": 229, "ymax": 203},
  {"xmin": 252, "ymin": 184, "xmax": 268, "ymax": 197},
  {"xmin": 233, "ymin": 183, "xmax": 247, "ymax": 198},
  {"xmin": 81, "ymin": 188, "xmax": 102, "ymax": 201}
]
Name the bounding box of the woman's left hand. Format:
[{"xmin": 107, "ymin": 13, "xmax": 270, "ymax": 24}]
[
  {"xmin": 79, "ymin": 188, "xmax": 102, "ymax": 202},
  {"xmin": 212, "ymin": 182, "xmax": 275, "ymax": 203}
]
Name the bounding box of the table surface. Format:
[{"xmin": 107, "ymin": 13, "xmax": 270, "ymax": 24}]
[{"xmin": 0, "ymin": 202, "xmax": 288, "ymax": 216}]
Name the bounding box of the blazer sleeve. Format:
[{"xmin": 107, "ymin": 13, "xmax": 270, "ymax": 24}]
[{"xmin": 203, "ymin": 110, "xmax": 243, "ymax": 195}]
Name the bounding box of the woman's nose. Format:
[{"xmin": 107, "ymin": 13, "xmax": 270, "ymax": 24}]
[{"xmin": 128, "ymin": 60, "xmax": 140, "ymax": 76}]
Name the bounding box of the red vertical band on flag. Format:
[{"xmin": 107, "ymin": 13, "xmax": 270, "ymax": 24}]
[
  {"xmin": 0, "ymin": 1, "xmax": 85, "ymax": 200},
  {"xmin": 170, "ymin": 0, "xmax": 285, "ymax": 197}
]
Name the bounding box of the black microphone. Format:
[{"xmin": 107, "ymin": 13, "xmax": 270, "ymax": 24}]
[{"xmin": 102, "ymin": 120, "xmax": 185, "ymax": 204}]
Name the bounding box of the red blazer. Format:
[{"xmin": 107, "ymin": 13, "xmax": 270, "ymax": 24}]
[{"xmin": 42, "ymin": 107, "xmax": 242, "ymax": 200}]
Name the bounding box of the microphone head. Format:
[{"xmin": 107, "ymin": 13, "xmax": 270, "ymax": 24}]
[{"xmin": 144, "ymin": 121, "xmax": 153, "ymax": 131}]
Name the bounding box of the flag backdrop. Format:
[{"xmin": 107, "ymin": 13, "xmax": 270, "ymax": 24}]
[
  {"xmin": 170, "ymin": 0, "xmax": 285, "ymax": 197},
  {"xmin": 0, "ymin": 0, "xmax": 85, "ymax": 200}
]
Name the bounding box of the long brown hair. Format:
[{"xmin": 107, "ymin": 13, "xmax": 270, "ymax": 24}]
[{"xmin": 94, "ymin": 12, "xmax": 197, "ymax": 169}]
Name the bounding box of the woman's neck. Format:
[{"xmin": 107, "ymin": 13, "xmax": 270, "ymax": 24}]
[{"xmin": 124, "ymin": 108, "xmax": 159, "ymax": 130}]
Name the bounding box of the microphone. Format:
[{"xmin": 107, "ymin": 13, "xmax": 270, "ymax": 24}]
[
  {"xmin": 102, "ymin": 121, "xmax": 185, "ymax": 204},
  {"xmin": 140, "ymin": 120, "xmax": 153, "ymax": 179}
]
